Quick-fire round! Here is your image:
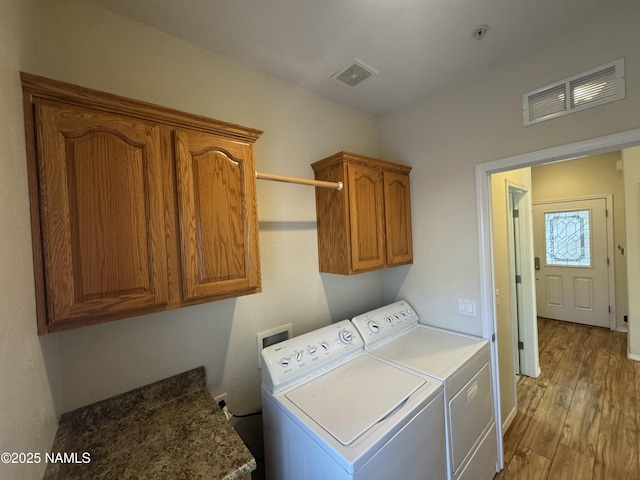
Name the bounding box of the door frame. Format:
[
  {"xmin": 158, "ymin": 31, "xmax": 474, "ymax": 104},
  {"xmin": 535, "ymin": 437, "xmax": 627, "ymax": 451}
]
[
  {"xmin": 532, "ymin": 194, "xmax": 616, "ymax": 330},
  {"xmin": 506, "ymin": 181, "xmax": 540, "ymax": 380},
  {"xmin": 475, "ymin": 127, "xmax": 640, "ymax": 471}
]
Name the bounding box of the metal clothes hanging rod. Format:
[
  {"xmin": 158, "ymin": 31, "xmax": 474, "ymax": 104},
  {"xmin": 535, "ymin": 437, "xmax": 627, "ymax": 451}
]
[{"xmin": 255, "ymin": 171, "xmax": 343, "ymax": 190}]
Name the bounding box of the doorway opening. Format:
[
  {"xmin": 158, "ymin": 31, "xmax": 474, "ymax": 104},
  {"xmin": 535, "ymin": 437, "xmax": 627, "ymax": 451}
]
[{"xmin": 476, "ymin": 128, "xmax": 640, "ymax": 470}]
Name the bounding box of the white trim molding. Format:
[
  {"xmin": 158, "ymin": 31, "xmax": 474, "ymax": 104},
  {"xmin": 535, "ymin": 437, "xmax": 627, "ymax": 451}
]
[{"xmin": 475, "ymin": 127, "xmax": 640, "ymax": 473}]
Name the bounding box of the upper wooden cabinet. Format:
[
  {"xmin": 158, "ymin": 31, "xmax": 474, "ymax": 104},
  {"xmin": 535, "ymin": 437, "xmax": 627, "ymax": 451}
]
[
  {"xmin": 312, "ymin": 152, "xmax": 413, "ymax": 275},
  {"xmin": 174, "ymin": 129, "xmax": 260, "ymax": 301},
  {"xmin": 22, "ymin": 73, "xmax": 262, "ymax": 334},
  {"xmin": 34, "ymin": 101, "xmax": 170, "ymax": 326}
]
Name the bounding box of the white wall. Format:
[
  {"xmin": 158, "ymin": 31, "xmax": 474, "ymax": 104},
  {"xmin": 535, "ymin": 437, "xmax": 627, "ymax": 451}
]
[
  {"xmin": 37, "ymin": 0, "xmax": 382, "ymax": 413},
  {"xmin": 379, "ymin": 1, "xmax": 640, "ymax": 337},
  {"xmin": 0, "ymin": 1, "xmax": 61, "ymax": 479}
]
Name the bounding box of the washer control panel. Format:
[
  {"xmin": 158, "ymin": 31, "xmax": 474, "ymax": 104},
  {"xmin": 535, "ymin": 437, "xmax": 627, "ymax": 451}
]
[
  {"xmin": 261, "ymin": 320, "xmax": 363, "ymax": 393},
  {"xmin": 351, "ymin": 300, "xmax": 419, "ymax": 348}
]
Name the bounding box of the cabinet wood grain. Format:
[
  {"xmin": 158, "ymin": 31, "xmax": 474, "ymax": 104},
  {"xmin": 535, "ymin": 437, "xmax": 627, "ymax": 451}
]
[
  {"xmin": 22, "ymin": 73, "xmax": 262, "ymax": 333},
  {"xmin": 174, "ymin": 129, "xmax": 260, "ymax": 300},
  {"xmin": 347, "ymin": 163, "xmax": 385, "ymax": 272},
  {"xmin": 35, "ymin": 100, "xmax": 169, "ymax": 329},
  {"xmin": 312, "ymin": 152, "xmax": 412, "ymax": 275}
]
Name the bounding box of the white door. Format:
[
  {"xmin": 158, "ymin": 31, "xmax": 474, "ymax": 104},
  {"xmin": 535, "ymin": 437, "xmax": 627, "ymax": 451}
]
[
  {"xmin": 533, "ymin": 198, "xmax": 610, "ymax": 328},
  {"xmin": 509, "ymin": 191, "xmax": 525, "ymax": 373}
]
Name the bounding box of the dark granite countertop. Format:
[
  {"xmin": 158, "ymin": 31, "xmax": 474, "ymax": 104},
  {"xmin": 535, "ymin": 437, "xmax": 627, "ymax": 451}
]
[{"xmin": 44, "ymin": 367, "xmax": 255, "ymax": 480}]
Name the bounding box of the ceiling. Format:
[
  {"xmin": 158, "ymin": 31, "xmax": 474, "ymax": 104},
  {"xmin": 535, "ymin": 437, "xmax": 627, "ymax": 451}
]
[{"xmin": 85, "ymin": 0, "xmax": 626, "ymax": 115}]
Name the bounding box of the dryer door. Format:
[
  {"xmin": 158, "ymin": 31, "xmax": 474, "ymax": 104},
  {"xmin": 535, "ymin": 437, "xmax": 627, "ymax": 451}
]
[{"xmin": 448, "ymin": 362, "xmax": 493, "ymax": 473}]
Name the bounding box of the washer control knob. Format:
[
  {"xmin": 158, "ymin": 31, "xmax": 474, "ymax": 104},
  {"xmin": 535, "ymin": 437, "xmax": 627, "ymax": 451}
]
[
  {"xmin": 294, "ymin": 350, "xmax": 303, "ymax": 362},
  {"xmin": 339, "ymin": 330, "xmax": 353, "ymax": 344},
  {"xmin": 320, "ymin": 341, "xmax": 329, "ymax": 352},
  {"xmin": 407, "ymin": 308, "xmax": 413, "ymax": 315},
  {"xmin": 368, "ymin": 321, "xmax": 380, "ymax": 333},
  {"xmin": 280, "ymin": 357, "xmax": 290, "ymax": 368},
  {"xmin": 307, "ymin": 346, "xmax": 317, "ymax": 356},
  {"xmin": 386, "ymin": 316, "xmax": 393, "ymax": 324}
]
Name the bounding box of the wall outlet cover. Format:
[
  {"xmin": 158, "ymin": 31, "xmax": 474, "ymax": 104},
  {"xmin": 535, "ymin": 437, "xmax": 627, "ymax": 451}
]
[{"xmin": 257, "ymin": 323, "xmax": 293, "ymax": 369}]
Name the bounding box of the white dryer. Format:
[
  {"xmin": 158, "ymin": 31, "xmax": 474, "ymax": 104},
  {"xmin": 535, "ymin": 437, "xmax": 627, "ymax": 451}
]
[
  {"xmin": 351, "ymin": 301, "xmax": 497, "ymax": 480},
  {"xmin": 261, "ymin": 320, "xmax": 446, "ymax": 480}
]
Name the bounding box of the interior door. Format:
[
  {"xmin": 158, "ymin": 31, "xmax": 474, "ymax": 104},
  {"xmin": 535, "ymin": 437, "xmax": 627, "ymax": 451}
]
[
  {"xmin": 533, "ymin": 198, "xmax": 609, "ymax": 327},
  {"xmin": 509, "ymin": 191, "xmax": 525, "ymax": 373}
]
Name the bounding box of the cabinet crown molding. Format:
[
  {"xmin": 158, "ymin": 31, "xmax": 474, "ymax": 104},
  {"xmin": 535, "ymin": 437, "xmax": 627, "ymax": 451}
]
[
  {"xmin": 312, "ymin": 151, "xmax": 411, "ymax": 175},
  {"xmin": 21, "ymin": 72, "xmax": 263, "ymax": 143}
]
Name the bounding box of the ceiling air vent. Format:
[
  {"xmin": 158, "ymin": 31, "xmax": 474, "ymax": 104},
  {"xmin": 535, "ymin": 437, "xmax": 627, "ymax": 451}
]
[
  {"xmin": 523, "ymin": 58, "xmax": 625, "ymax": 126},
  {"xmin": 331, "ymin": 59, "xmax": 378, "ymax": 88}
]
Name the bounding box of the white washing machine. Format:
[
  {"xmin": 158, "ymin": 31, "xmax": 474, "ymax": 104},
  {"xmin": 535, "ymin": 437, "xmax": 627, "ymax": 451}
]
[
  {"xmin": 351, "ymin": 301, "xmax": 497, "ymax": 480},
  {"xmin": 261, "ymin": 320, "xmax": 446, "ymax": 480}
]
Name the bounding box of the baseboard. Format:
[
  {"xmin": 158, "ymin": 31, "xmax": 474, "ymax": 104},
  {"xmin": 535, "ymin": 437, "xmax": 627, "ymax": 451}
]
[
  {"xmin": 616, "ymin": 325, "xmax": 629, "ymax": 333},
  {"xmin": 502, "ymin": 405, "xmax": 517, "ymax": 432},
  {"xmin": 627, "ymin": 351, "xmax": 640, "ymax": 362}
]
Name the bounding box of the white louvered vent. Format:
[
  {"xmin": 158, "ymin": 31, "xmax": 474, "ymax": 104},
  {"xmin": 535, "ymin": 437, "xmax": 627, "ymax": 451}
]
[
  {"xmin": 331, "ymin": 59, "xmax": 378, "ymax": 88},
  {"xmin": 523, "ymin": 59, "xmax": 625, "ymax": 126}
]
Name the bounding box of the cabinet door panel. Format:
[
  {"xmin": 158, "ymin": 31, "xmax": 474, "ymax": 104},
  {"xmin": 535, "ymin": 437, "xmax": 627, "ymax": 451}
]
[
  {"xmin": 174, "ymin": 130, "xmax": 260, "ymax": 300},
  {"xmin": 384, "ymin": 171, "xmax": 413, "ymax": 265},
  {"xmin": 347, "ymin": 164, "xmax": 385, "ymax": 272},
  {"xmin": 35, "ymin": 101, "xmax": 169, "ymax": 327}
]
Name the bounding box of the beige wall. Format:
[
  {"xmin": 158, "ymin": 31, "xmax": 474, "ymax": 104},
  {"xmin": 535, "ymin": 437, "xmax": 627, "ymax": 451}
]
[
  {"xmin": 379, "ymin": 2, "xmax": 640, "ymax": 341},
  {"xmin": 0, "ymin": 1, "xmax": 60, "ymax": 479},
  {"xmin": 491, "ymin": 168, "xmax": 532, "ymax": 428},
  {"xmin": 531, "ymin": 152, "xmax": 628, "ymax": 330},
  {"xmin": 623, "ymin": 147, "xmax": 640, "ymax": 356},
  {"xmin": 37, "ymin": 0, "xmax": 381, "ymax": 413}
]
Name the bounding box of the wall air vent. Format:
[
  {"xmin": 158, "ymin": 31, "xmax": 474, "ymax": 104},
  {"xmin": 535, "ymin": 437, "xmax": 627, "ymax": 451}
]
[
  {"xmin": 331, "ymin": 59, "xmax": 378, "ymax": 88},
  {"xmin": 523, "ymin": 58, "xmax": 625, "ymax": 126}
]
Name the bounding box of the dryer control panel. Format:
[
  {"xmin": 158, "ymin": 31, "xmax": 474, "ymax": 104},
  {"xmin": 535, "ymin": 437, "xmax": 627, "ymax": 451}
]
[
  {"xmin": 261, "ymin": 320, "xmax": 363, "ymax": 393},
  {"xmin": 351, "ymin": 300, "xmax": 419, "ymax": 349}
]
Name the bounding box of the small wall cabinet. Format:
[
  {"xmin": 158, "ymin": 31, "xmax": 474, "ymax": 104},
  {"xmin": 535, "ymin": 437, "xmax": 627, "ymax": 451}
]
[
  {"xmin": 311, "ymin": 152, "xmax": 413, "ymax": 275},
  {"xmin": 22, "ymin": 73, "xmax": 262, "ymax": 334}
]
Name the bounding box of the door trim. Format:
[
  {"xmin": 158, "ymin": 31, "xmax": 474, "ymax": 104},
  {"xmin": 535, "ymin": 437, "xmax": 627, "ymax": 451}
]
[
  {"xmin": 474, "ymin": 127, "xmax": 640, "ymax": 472},
  {"xmin": 507, "ymin": 181, "xmax": 540, "ymax": 379},
  {"xmin": 533, "ymin": 194, "xmax": 616, "ymax": 330}
]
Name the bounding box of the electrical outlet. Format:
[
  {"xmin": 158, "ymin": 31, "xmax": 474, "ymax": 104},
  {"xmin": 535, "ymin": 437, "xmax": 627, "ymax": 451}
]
[
  {"xmin": 257, "ymin": 323, "xmax": 293, "ymax": 369},
  {"xmin": 214, "ymin": 392, "xmax": 227, "ymax": 406}
]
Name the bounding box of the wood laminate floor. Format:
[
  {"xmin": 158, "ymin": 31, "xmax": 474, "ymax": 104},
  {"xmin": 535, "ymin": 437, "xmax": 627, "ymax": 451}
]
[{"xmin": 496, "ymin": 317, "xmax": 639, "ymax": 480}]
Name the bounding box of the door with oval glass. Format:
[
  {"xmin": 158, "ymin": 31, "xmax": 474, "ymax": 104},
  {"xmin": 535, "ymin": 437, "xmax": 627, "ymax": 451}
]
[{"xmin": 533, "ymin": 198, "xmax": 610, "ymax": 328}]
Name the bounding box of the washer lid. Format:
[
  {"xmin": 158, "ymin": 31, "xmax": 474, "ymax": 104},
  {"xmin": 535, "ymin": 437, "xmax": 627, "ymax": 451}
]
[
  {"xmin": 285, "ymin": 354, "xmax": 425, "ymax": 446},
  {"xmin": 371, "ymin": 326, "xmax": 488, "ymax": 381}
]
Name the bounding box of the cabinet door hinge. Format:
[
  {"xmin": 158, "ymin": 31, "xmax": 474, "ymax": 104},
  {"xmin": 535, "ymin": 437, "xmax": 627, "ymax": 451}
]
[
  {"xmin": 515, "ymin": 275, "xmax": 522, "ymax": 284},
  {"xmin": 518, "ymin": 341, "xmax": 524, "ymax": 350}
]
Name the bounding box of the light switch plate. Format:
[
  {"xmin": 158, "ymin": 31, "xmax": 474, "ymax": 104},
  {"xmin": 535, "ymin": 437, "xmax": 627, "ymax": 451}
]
[{"xmin": 458, "ymin": 298, "xmax": 477, "ymax": 317}]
